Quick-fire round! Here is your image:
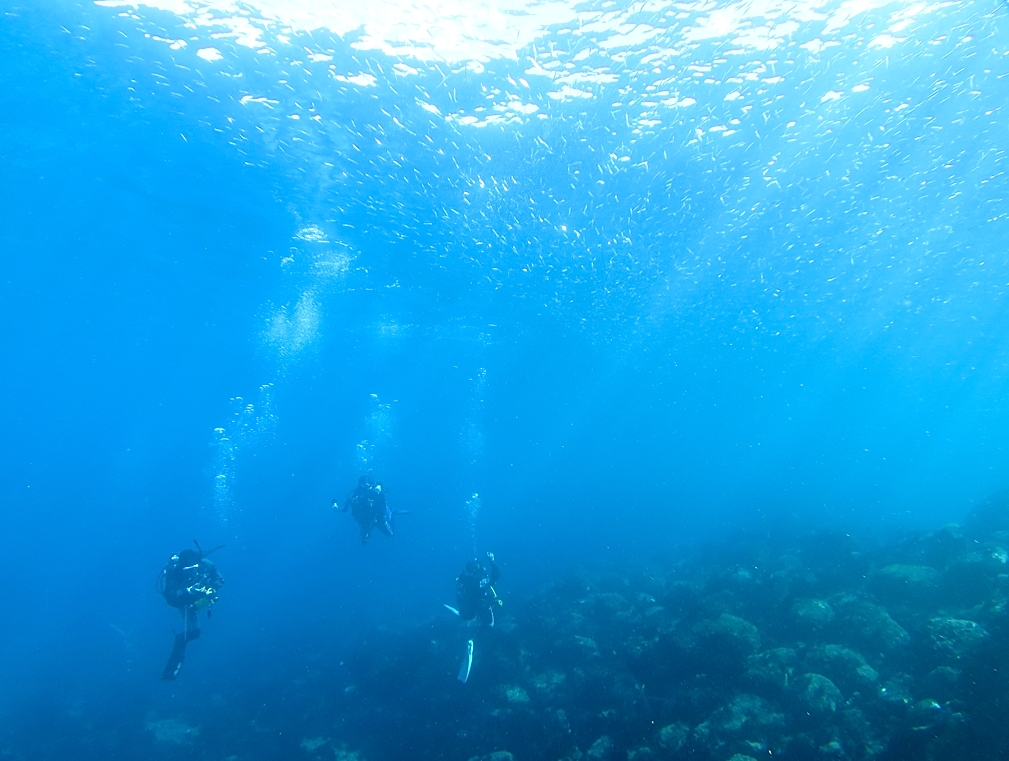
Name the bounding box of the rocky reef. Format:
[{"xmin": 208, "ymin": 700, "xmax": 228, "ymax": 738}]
[{"xmin": 319, "ymin": 504, "xmax": 1009, "ymax": 761}]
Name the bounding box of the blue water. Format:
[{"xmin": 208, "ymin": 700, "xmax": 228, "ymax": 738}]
[{"xmin": 3, "ymin": 0, "xmax": 1009, "ymax": 757}]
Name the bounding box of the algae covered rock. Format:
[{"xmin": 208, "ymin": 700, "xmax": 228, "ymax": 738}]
[
  {"xmin": 872, "ymin": 564, "xmax": 940, "ymax": 607},
  {"xmin": 942, "ymin": 550, "xmax": 1005, "ymax": 607},
  {"xmin": 657, "ymin": 721, "xmax": 689, "ymax": 751},
  {"xmin": 745, "ymin": 648, "xmax": 798, "ymax": 691},
  {"xmin": 908, "ymin": 699, "xmax": 946, "ymax": 729},
  {"xmin": 805, "ymin": 644, "xmax": 878, "ymax": 693},
  {"xmin": 817, "ymin": 739, "xmax": 846, "ymax": 756},
  {"xmin": 694, "ymin": 693, "xmax": 785, "ymax": 757},
  {"xmin": 928, "ymin": 617, "xmax": 988, "ymax": 657},
  {"xmin": 574, "ymin": 635, "xmax": 600, "ymax": 656},
  {"xmin": 794, "ymin": 598, "xmax": 835, "ymax": 626},
  {"xmin": 838, "ymin": 600, "xmax": 910, "ymax": 650},
  {"xmin": 503, "ymin": 685, "xmax": 530, "ymax": 703},
  {"xmin": 924, "ymin": 665, "xmax": 961, "ymax": 702},
  {"xmin": 585, "ymin": 735, "xmax": 613, "ymax": 759},
  {"xmin": 693, "ymin": 613, "xmax": 761, "ymax": 657},
  {"xmin": 301, "ymin": 737, "xmax": 328, "ymax": 752},
  {"xmin": 627, "ymin": 747, "xmax": 657, "ymax": 761},
  {"xmin": 799, "ymin": 673, "xmax": 844, "ymax": 713},
  {"xmin": 878, "ymin": 676, "xmax": 914, "ymax": 707},
  {"xmin": 531, "ymin": 669, "xmax": 566, "ymax": 698}
]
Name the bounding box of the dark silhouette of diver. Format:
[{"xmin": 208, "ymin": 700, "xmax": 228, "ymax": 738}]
[
  {"xmin": 335, "ymin": 475, "xmax": 405, "ymax": 544},
  {"xmin": 156, "ymin": 540, "xmax": 223, "ymax": 681},
  {"xmin": 445, "ymin": 552, "xmax": 501, "ymax": 683},
  {"xmin": 451, "ymin": 552, "xmax": 501, "ymax": 626}
]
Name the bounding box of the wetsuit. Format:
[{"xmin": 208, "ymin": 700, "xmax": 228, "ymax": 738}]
[
  {"xmin": 343, "ymin": 483, "xmax": 393, "ymax": 544},
  {"xmin": 456, "ymin": 556, "xmax": 500, "ymax": 627},
  {"xmin": 159, "ymin": 549, "xmax": 222, "ymax": 680}
]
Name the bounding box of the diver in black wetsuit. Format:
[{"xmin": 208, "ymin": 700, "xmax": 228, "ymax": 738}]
[
  {"xmin": 336, "ymin": 475, "xmax": 399, "ymax": 545},
  {"xmin": 454, "ymin": 552, "xmax": 501, "ymax": 627},
  {"xmin": 446, "ymin": 552, "xmax": 501, "ymax": 683},
  {"xmin": 157, "ymin": 541, "xmax": 223, "ymax": 681}
]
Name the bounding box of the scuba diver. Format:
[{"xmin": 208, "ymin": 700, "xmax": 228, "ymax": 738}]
[
  {"xmin": 445, "ymin": 552, "xmax": 502, "ymax": 683},
  {"xmin": 156, "ymin": 540, "xmax": 223, "ymax": 681},
  {"xmin": 449, "ymin": 552, "xmax": 501, "ymax": 626},
  {"xmin": 334, "ymin": 475, "xmax": 405, "ymax": 545}
]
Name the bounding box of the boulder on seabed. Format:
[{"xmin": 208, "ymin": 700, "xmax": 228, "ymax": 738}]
[
  {"xmin": 694, "ymin": 693, "xmax": 785, "ymax": 757},
  {"xmin": 658, "ymin": 721, "xmax": 689, "ymax": 751},
  {"xmin": 928, "ymin": 617, "xmax": 988, "ymax": 658},
  {"xmin": 799, "ymin": 673, "xmax": 844, "ymax": 714},
  {"xmin": 693, "ymin": 613, "xmax": 761, "ymax": 658},
  {"xmin": 794, "ymin": 598, "xmax": 835, "ymax": 626},
  {"xmin": 745, "ymin": 648, "xmax": 798, "ymax": 691}
]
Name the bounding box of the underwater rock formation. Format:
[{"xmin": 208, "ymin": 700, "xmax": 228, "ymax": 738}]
[
  {"xmin": 271, "ymin": 519, "xmax": 999, "ymax": 761},
  {"xmin": 314, "ymin": 516, "xmax": 1009, "ymax": 761}
]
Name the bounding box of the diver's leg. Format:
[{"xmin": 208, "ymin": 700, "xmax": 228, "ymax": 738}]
[
  {"xmin": 478, "ymin": 605, "xmax": 495, "ymax": 627},
  {"xmin": 353, "ymin": 515, "xmax": 368, "ymax": 544},
  {"xmin": 458, "ymin": 638, "xmax": 474, "ymax": 684},
  {"xmin": 184, "ymin": 606, "xmax": 201, "ymax": 641},
  {"xmin": 162, "ymin": 632, "xmax": 187, "ymax": 680}
]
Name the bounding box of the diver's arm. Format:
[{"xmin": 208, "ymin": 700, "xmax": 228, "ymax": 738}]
[
  {"xmin": 342, "ymin": 489, "xmax": 357, "ymax": 512},
  {"xmin": 487, "ymin": 553, "xmax": 500, "ymax": 585}
]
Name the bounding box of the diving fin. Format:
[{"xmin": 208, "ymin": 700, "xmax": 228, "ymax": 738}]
[
  {"xmin": 161, "ymin": 632, "xmax": 187, "ymax": 681},
  {"xmin": 458, "ymin": 639, "xmax": 474, "ymax": 684},
  {"xmin": 443, "ymin": 604, "xmax": 460, "ymax": 616},
  {"xmin": 192, "ymin": 539, "xmax": 226, "ymax": 559}
]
